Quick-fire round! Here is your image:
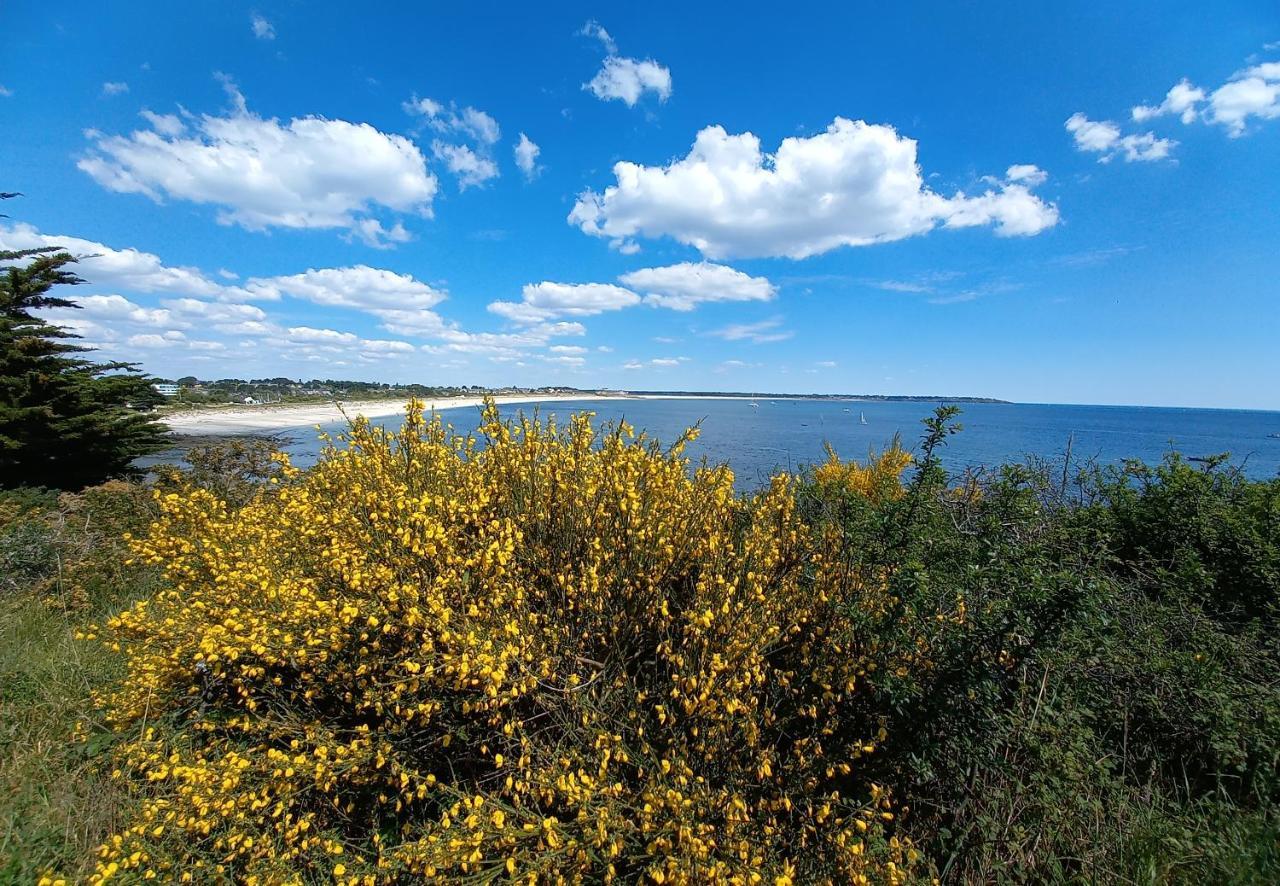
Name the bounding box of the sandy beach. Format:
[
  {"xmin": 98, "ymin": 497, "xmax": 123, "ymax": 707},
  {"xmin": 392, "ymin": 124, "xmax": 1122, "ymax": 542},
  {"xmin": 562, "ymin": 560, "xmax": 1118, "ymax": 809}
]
[
  {"xmin": 161, "ymin": 392, "xmax": 867, "ymax": 435},
  {"xmin": 163, "ymin": 394, "xmax": 622, "ymax": 435}
]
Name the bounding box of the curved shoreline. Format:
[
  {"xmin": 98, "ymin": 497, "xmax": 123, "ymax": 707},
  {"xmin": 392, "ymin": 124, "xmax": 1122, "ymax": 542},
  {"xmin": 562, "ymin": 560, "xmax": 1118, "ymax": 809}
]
[
  {"xmin": 160, "ymin": 392, "xmax": 1000, "ymax": 436},
  {"xmin": 162, "ymin": 394, "xmax": 621, "ymax": 436}
]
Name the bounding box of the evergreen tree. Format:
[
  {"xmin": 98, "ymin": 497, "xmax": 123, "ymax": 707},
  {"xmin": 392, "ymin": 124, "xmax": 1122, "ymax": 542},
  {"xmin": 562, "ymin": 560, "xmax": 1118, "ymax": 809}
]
[{"xmin": 1, "ymin": 208, "xmax": 168, "ymax": 489}]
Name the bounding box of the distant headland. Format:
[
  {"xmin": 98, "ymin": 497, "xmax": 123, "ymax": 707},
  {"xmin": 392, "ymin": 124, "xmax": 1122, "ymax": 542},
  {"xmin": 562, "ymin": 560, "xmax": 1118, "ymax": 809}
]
[{"xmin": 622, "ymin": 389, "xmax": 1011, "ymax": 404}]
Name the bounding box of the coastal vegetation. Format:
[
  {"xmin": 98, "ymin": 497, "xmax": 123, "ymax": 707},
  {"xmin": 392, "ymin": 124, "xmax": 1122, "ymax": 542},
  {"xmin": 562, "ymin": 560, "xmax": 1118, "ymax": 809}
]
[
  {"xmin": 1, "ymin": 399, "xmax": 1277, "ymax": 883},
  {"xmin": 151, "ymin": 379, "xmax": 1006, "ymax": 412}
]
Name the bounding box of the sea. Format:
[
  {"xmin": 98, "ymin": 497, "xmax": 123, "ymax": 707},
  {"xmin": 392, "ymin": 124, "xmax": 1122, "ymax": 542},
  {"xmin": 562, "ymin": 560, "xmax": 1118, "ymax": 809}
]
[{"xmin": 256, "ymin": 398, "xmax": 1280, "ymax": 490}]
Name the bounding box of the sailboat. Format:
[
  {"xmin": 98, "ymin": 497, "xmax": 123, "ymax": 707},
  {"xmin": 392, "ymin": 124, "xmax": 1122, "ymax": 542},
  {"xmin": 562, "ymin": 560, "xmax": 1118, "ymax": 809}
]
[
  {"xmin": 859, "ymin": 411, "xmax": 868, "ymax": 425},
  {"xmin": 750, "ymin": 393, "xmax": 759, "ymax": 408}
]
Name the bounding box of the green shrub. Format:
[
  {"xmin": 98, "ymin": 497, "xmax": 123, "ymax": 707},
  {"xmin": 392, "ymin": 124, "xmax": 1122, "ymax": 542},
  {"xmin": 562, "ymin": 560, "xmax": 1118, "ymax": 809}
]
[{"xmin": 798, "ymin": 412, "xmax": 1280, "ymax": 882}]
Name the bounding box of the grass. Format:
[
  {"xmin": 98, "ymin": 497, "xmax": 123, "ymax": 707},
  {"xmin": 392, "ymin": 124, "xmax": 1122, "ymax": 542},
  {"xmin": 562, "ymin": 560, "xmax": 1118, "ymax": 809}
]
[
  {"xmin": 0, "ymin": 484, "xmax": 157, "ymax": 882},
  {"xmin": 0, "ymin": 593, "xmax": 126, "ymax": 881}
]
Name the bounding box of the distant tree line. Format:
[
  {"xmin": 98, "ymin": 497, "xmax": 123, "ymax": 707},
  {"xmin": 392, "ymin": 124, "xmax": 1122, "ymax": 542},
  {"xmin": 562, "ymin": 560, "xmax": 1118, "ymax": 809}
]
[
  {"xmin": 623, "ymin": 389, "xmax": 1011, "ymax": 404},
  {"xmin": 156, "ymin": 377, "xmax": 599, "ymax": 405}
]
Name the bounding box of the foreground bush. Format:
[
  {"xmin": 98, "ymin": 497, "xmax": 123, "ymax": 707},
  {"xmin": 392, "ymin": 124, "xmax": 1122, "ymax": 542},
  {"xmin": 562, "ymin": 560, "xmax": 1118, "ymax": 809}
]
[
  {"xmin": 82, "ymin": 402, "xmax": 924, "ymax": 883},
  {"xmin": 801, "ymin": 440, "xmax": 1280, "ymax": 883}
]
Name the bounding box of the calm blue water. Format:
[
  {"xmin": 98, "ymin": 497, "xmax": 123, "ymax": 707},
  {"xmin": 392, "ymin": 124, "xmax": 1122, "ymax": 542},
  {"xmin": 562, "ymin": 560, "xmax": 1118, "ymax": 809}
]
[{"xmin": 274, "ymin": 398, "xmax": 1280, "ymax": 490}]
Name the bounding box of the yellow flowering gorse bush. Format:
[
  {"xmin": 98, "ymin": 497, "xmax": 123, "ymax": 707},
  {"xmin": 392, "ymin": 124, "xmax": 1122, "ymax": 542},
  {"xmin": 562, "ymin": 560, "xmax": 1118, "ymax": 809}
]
[
  {"xmin": 82, "ymin": 400, "xmax": 922, "ymax": 884},
  {"xmin": 813, "ymin": 441, "xmax": 913, "ymax": 505}
]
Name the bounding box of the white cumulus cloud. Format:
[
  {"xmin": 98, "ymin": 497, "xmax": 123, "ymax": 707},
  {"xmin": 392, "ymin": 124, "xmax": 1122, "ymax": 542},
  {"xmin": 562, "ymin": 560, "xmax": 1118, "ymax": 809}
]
[
  {"xmin": 42, "ymin": 294, "xmax": 177, "ymax": 333},
  {"xmin": 586, "ymin": 57, "xmax": 672, "ymax": 107},
  {"xmin": 1132, "ymin": 78, "xmax": 1206, "ymax": 123},
  {"xmin": 489, "ymin": 263, "xmax": 777, "ymax": 324},
  {"xmin": 0, "ymin": 223, "xmax": 225, "ymax": 297},
  {"xmin": 514, "ymin": 133, "xmax": 541, "ymax": 180},
  {"xmin": 1206, "ymin": 62, "xmax": 1280, "ymax": 136},
  {"xmin": 1005, "ymin": 164, "xmax": 1049, "ymax": 186},
  {"xmin": 432, "ymin": 141, "xmax": 499, "ymax": 190},
  {"xmin": 127, "ymin": 330, "xmax": 188, "ymax": 348},
  {"xmin": 1065, "ymin": 113, "xmax": 1176, "ymax": 162},
  {"xmin": 344, "ymin": 218, "xmax": 412, "ymax": 249},
  {"xmin": 1085, "ymin": 59, "xmax": 1280, "ymax": 148},
  {"xmin": 244, "ymin": 265, "xmax": 445, "ymax": 311},
  {"xmin": 229, "ymin": 265, "xmax": 584, "ymax": 357},
  {"xmin": 241, "ymin": 265, "xmax": 447, "ymax": 336},
  {"xmin": 102, "ymin": 81, "xmax": 129, "ymax": 96},
  {"xmin": 78, "ymin": 78, "xmax": 437, "ymax": 245},
  {"xmin": 580, "ymin": 21, "xmax": 671, "ymax": 107},
  {"xmin": 9, "ymin": 223, "xmax": 603, "ymax": 367},
  {"xmin": 161, "ymin": 298, "xmax": 268, "ymax": 332},
  {"xmin": 358, "ymin": 339, "xmax": 417, "ymax": 355},
  {"xmin": 569, "ymin": 118, "xmax": 1058, "ymax": 260},
  {"xmin": 405, "ymin": 95, "xmax": 502, "ymax": 188},
  {"xmin": 286, "ymin": 326, "xmax": 358, "ymax": 344},
  {"xmin": 489, "ymin": 282, "xmax": 641, "ymax": 323},
  {"xmin": 404, "ymin": 97, "xmax": 500, "ymax": 144},
  {"xmin": 618, "ymin": 262, "xmax": 776, "ymax": 311}
]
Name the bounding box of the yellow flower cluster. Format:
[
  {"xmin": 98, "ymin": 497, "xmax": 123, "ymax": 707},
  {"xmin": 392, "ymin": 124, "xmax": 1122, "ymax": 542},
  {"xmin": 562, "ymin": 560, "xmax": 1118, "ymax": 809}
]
[
  {"xmin": 83, "ymin": 400, "xmax": 921, "ymax": 883},
  {"xmin": 813, "ymin": 441, "xmax": 913, "ymax": 505}
]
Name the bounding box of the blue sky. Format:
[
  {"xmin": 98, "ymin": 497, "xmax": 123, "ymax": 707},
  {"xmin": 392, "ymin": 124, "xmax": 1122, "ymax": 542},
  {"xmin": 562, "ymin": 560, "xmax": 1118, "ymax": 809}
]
[{"xmin": 2, "ymin": 2, "xmax": 1278, "ymax": 408}]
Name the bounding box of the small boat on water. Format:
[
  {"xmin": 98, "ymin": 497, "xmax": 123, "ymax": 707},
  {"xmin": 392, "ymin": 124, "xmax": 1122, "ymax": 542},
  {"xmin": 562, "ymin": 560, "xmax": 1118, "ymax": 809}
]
[{"xmin": 859, "ymin": 412, "xmax": 868, "ymax": 425}]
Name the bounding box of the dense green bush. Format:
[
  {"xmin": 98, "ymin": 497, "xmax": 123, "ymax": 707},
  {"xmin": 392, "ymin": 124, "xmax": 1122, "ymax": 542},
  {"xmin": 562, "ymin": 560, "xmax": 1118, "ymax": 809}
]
[
  {"xmin": 151, "ymin": 434, "xmax": 292, "ymax": 507},
  {"xmin": 1084, "ymin": 454, "xmax": 1280, "ymax": 624},
  {"xmin": 798, "ymin": 412, "xmax": 1280, "ymax": 882}
]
